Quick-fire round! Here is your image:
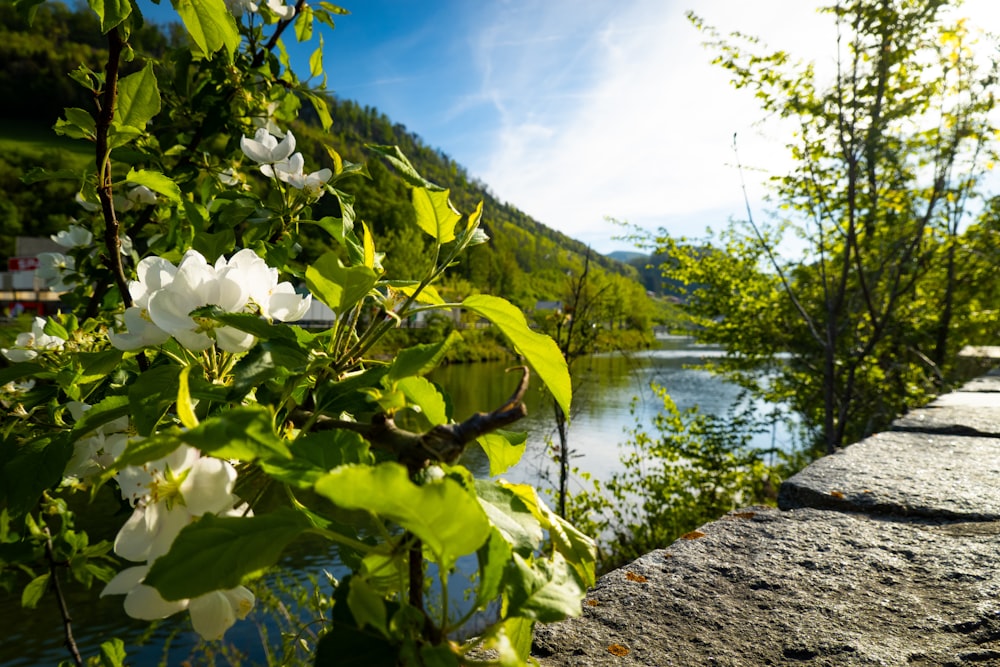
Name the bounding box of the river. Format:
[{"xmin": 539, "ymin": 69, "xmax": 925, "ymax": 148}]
[{"xmin": 0, "ymin": 337, "xmax": 795, "ymax": 666}]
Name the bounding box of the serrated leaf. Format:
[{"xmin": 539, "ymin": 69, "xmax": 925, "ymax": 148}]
[
  {"xmin": 260, "ymin": 430, "xmax": 372, "ymax": 488},
  {"xmin": 305, "ymin": 251, "xmax": 378, "ymax": 313},
  {"xmin": 99, "ymin": 638, "xmax": 127, "ymax": 667},
  {"xmin": 500, "ymin": 482, "xmax": 596, "ymax": 587},
  {"xmin": 386, "ymin": 332, "xmax": 460, "ymax": 383},
  {"xmin": 505, "ymin": 553, "xmax": 585, "ymax": 623},
  {"xmin": 474, "ymin": 480, "xmax": 543, "ymax": 555},
  {"xmin": 295, "ymin": 4, "xmax": 314, "ymax": 42},
  {"xmin": 180, "ymin": 406, "xmax": 291, "ymax": 462},
  {"xmin": 145, "ymin": 509, "xmax": 312, "ymax": 600},
  {"xmin": 69, "ymin": 395, "xmax": 130, "ymax": 439},
  {"xmin": 21, "ymin": 573, "xmax": 49, "ymax": 609},
  {"xmin": 476, "ymin": 430, "xmax": 527, "ymax": 476},
  {"xmin": 114, "ymin": 62, "xmax": 160, "ymax": 130},
  {"xmin": 462, "ymin": 294, "xmax": 571, "ymax": 417},
  {"xmin": 412, "ymin": 187, "xmax": 459, "ymax": 243},
  {"xmin": 315, "ymin": 463, "xmax": 490, "ymax": 564},
  {"xmin": 367, "ymin": 145, "xmax": 443, "ymax": 190},
  {"xmin": 171, "ymin": 0, "xmax": 240, "ymax": 58},
  {"xmin": 125, "ymin": 168, "xmax": 181, "ymax": 201},
  {"xmin": 87, "ymin": 0, "xmax": 131, "ymax": 31}
]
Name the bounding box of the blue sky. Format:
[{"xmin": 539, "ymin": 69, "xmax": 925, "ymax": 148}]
[{"xmin": 148, "ymin": 0, "xmax": 1000, "ymax": 254}]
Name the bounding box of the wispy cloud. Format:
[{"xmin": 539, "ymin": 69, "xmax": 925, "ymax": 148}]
[{"xmin": 461, "ymin": 0, "xmax": 839, "ymax": 252}]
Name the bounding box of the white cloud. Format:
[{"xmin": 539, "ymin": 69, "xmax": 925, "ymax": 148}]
[{"xmin": 462, "ymin": 0, "xmax": 1000, "ymax": 253}]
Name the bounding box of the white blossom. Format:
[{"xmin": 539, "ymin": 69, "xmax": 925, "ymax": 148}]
[
  {"xmin": 63, "ymin": 402, "xmax": 130, "ymax": 480},
  {"xmin": 262, "ymin": 153, "xmax": 332, "ymax": 198},
  {"xmin": 109, "ymin": 249, "xmax": 309, "ymax": 352},
  {"xmin": 52, "ymin": 225, "xmax": 93, "ymax": 249},
  {"xmin": 102, "ymin": 446, "xmax": 255, "ymax": 640},
  {"xmin": 36, "ymin": 252, "xmax": 77, "ymax": 292},
  {"xmin": 1, "ymin": 317, "xmax": 66, "ymax": 362},
  {"xmin": 240, "ymin": 128, "xmax": 295, "ymax": 165}
]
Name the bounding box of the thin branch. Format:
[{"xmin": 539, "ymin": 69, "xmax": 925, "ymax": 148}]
[
  {"xmin": 45, "ymin": 528, "xmax": 83, "ymax": 667},
  {"xmin": 253, "ymin": 0, "xmax": 309, "ymax": 68},
  {"xmin": 95, "ymin": 28, "xmax": 131, "ymax": 309},
  {"xmin": 732, "ymin": 135, "xmax": 824, "ymax": 348},
  {"xmin": 292, "ymin": 367, "xmax": 530, "ymax": 468}
]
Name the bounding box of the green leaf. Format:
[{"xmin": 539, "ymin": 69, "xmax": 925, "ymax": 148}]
[
  {"xmin": 53, "ymin": 108, "xmax": 96, "ymax": 140},
  {"xmin": 476, "ymin": 528, "xmax": 511, "ymax": 610},
  {"xmin": 145, "ymin": 509, "xmax": 312, "ymax": 600},
  {"xmin": 411, "ymin": 187, "xmax": 459, "ymax": 243},
  {"xmin": 189, "ymin": 306, "xmax": 302, "ymax": 342},
  {"xmin": 367, "ymin": 145, "xmax": 443, "ymax": 190},
  {"xmin": 181, "ymin": 406, "xmax": 291, "ymax": 462},
  {"xmin": 3, "ymin": 435, "xmax": 73, "ymax": 517},
  {"xmin": 86, "ymin": 0, "xmax": 131, "ymax": 31},
  {"xmin": 500, "ymin": 481, "xmax": 596, "ymax": 587},
  {"xmin": 128, "ymin": 364, "xmax": 181, "ymax": 436},
  {"xmin": 0, "ymin": 362, "xmax": 43, "ymax": 386},
  {"xmin": 305, "ymin": 251, "xmax": 378, "ymax": 313},
  {"xmin": 395, "ymin": 376, "xmax": 448, "ymax": 425},
  {"xmin": 502, "ymin": 616, "xmax": 535, "ymax": 662},
  {"xmin": 69, "ymin": 395, "xmax": 130, "ymax": 439},
  {"xmin": 21, "ymin": 573, "xmax": 49, "ymax": 609},
  {"xmin": 99, "ymin": 639, "xmax": 127, "ymax": 667},
  {"xmin": 462, "ymin": 294, "xmax": 572, "ymax": 417},
  {"xmin": 260, "ymin": 430, "xmax": 372, "ymax": 488},
  {"xmin": 347, "ymin": 576, "xmax": 388, "ymax": 637},
  {"xmin": 76, "ymin": 349, "xmax": 124, "ymax": 385},
  {"xmin": 125, "ymin": 168, "xmax": 181, "ymax": 201},
  {"xmin": 386, "ymin": 332, "xmax": 459, "ymax": 384},
  {"xmin": 114, "ymin": 62, "xmax": 160, "ymax": 130},
  {"xmin": 476, "ymin": 430, "xmax": 527, "ymax": 477},
  {"xmin": 474, "ymin": 480, "xmax": 543, "ymax": 556},
  {"xmin": 110, "ymin": 429, "xmax": 183, "ymax": 470},
  {"xmin": 314, "ymin": 614, "xmax": 399, "ymax": 667},
  {"xmin": 170, "ymin": 0, "xmax": 240, "ymax": 58},
  {"xmin": 309, "ymin": 36, "xmax": 324, "ymax": 79},
  {"xmin": 177, "ymin": 366, "xmax": 198, "ymax": 429},
  {"xmin": 505, "ymin": 553, "xmax": 585, "ymax": 623},
  {"xmin": 192, "ymin": 229, "xmax": 237, "ymax": 262},
  {"xmin": 295, "ymin": 4, "xmax": 314, "ymax": 42},
  {"xmin": 315, "ymin": 463, "xmax": 491, "ymax": 564}
]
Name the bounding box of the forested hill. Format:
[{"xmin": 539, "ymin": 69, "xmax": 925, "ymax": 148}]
[{"xmin": 0, "ymin": 2, "xmax": 653, "ymax": 316}]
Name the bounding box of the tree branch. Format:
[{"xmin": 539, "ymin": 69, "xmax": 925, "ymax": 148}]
[
  {"xmin": 292, "ymin": 367, "xmax": 530, "ymax": 468},
  {"xmin": 45, "ymin": 528, "xmax": 83, "ymax": 667}
]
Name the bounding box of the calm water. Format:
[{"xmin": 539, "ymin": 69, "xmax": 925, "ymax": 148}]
[{"xmin": 1, "ymin": 337, "xmax": 793, "ymax": 666}]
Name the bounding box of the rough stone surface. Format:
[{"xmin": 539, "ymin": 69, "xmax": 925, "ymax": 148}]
[
  {"xmin": 533, "ymin": 507, "xmax": 1000, "ymax": 666},
  {"xmin": 960, "ymin": 376, "xmax": 1000, "ymax": 392},
  {"xmin": 892, "ymin": 404, "xmax": 1000, "ymax": 437},
  {"xmin": 778, "ymin": 431, "xmax": 1000, "ymax": 520},
  {"xmin": 532, "ymin": 379, "xmax": 1000, "ymax": 667}
]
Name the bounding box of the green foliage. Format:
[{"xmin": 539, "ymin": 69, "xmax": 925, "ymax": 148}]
[
  {"xmin": 566, "ymin": 385, "xmax": 793, "ymax": 574},
  {"xmin": 0, "ymin": 2, "xmax": 595, "ymax": 665},
  {"xmin": 664, "ymin": 1, "xmax": 1000, "ymax": 452}
]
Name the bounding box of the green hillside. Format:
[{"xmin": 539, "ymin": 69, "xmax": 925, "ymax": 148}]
[{"xmin": 0, "ymin": 2, "xmax": 668, "ymax": 330}]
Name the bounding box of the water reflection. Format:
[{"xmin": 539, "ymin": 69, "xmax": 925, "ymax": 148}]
[{"xmin": 0, "ymin": 338, "xmax": 792, "ymax": 665}]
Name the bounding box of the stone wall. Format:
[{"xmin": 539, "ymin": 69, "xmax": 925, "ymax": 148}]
[{"xmin": 532, "ymin": 372, "xmax": 1000, "ymax": 666}]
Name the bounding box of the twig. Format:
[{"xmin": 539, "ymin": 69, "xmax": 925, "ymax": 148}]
[
  {"xmin": 253, "ymin": 0, "xmax": 309, "ymax": 68},
  {"xmin": 291, "ymin": 367, "xmax": 530, "ymax": 468},
  {"xmin": 44, "ymin": 528, "xmax": 83, "ymax": 667},
  {"xmin": 95, "ymin": 28, "xmax": 131, "ymax": 309}
]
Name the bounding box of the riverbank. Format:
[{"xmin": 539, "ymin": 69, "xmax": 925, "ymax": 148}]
[{"xmin": 532, "ymin": 369, "xmax": 1000, "ymax": 665}]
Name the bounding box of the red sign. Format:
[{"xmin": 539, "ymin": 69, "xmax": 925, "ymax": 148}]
[{"xmin": 7, "ymin": 256, "xmax": 39, "ymax": 272}]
